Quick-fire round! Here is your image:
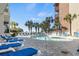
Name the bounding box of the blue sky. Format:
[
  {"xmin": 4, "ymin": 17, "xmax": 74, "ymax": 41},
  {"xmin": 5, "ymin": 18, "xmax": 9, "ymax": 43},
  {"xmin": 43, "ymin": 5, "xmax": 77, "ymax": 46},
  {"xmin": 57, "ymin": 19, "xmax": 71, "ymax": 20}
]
[{"xmin": 9, "ymin": 3, "xmax": 55, "ymax": 32}]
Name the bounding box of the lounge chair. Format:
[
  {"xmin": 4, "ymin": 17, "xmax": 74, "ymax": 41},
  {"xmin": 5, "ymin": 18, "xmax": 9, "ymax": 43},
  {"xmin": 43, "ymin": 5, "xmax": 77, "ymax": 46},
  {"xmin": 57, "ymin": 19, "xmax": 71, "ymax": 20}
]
[
  {"xmin": 0, "ymin": 47, "xmax": 16, "ymax": 53},
  {"xmin": 0, "ymin": 48, "xmax": 38, "ymax": 56},
  {"xmin": 0, "ymin": 43, "xmax": 21, "ymax": 50},
  {"xmin": 0, "ymin": 35, "xmax": 23, "ymax": 42},
  {"xmin": 7, "ymin": 39, "xmax": 23, "ymax": 42}
]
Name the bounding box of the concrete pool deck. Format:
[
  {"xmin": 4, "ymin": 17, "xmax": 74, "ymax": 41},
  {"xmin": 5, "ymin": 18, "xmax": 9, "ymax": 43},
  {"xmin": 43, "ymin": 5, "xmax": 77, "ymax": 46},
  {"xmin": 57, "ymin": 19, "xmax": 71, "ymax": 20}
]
[{"xmin": 20, "ymin": 37, "xmax": 79, "ymax": 56}]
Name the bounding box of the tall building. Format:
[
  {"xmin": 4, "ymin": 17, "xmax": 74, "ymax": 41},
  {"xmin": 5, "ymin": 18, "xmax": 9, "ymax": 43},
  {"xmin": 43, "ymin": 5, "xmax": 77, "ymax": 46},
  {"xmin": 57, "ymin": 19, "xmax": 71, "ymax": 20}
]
[
  {"xmin": 55, "ymin": 3, "xmax": 79, "ymax": 36},
  {"xmin": 0, "ymin": 3, "xmax": 10, "ymax": 35},
  {"xmin": 69, "ymin": 3, "xmax": 79, "ymax": 35}
]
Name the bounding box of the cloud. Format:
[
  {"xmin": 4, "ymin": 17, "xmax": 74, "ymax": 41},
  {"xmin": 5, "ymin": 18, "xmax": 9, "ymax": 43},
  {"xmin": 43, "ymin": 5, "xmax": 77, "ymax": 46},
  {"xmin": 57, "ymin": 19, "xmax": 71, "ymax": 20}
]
[
  {"xmin": 48, "ymin": 12, "xmax": 53, "ymax": 16},
  {"xmin": 38, "ymin": 12, "xmax": 53, "ymax": 17},
  {"xmin": 29, "ymin": 17, "xmax": 40, "ymax": 22},
  {"xmin": 38, "ymin": 12, "xmax": 47, "ymax": 17},
  {"xmin": 26, "ymin": 4, "xmax": 36, "ymax": 11}
]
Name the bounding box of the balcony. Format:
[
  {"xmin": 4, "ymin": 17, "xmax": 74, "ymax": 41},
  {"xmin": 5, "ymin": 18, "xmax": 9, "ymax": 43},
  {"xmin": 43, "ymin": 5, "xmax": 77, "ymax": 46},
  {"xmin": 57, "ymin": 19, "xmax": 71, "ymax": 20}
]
[
  {"xmin": 4, "ymin": 7, "xmax": 8, "ymax": 12},
  {"xmin": 4, "ymin": 21, "xmax": 9, "ymax": 25},
  {"xmin": 4, "ymin": 15, "xmax": 10, "ymax": 23},
  {"xmin": 54, "ymin": 3, "xmax": 59, "ymax": 7},
  {"xmin": 4, "ymin": 28, "xmax": 9, "ymax": 33},
  {"xmin": 55, "ymin": 5, "xmax": 59, "ymax": 12}
]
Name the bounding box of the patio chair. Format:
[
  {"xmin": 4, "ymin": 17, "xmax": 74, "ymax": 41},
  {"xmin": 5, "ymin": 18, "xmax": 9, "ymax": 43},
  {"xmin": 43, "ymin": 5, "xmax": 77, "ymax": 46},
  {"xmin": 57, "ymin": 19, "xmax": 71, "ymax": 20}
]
[{"xmin": 0, "ymin": 48, "xmax": 38, "ymax": 56}]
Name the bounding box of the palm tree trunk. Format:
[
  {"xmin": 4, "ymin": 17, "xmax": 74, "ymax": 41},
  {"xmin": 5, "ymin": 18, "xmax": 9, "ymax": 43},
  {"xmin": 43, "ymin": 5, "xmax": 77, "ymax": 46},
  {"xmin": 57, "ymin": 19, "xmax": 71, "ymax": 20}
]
[
  {"xmin": 38, "ymin": 28, "xmax": 39, "ymax": 33},
  {"xmin": 35, "ymin": 27, "xmax": 37, "ymax": 33},
  {"xmin": 28, "ymin": 27, "xmax": 30, "ymax": 34},
  {"xmin": 70, "ymin": 20, "xmax": 72, "ymax": 36},
  {"xmin": 36, "ymin": 28, "xmax": 37, "ymax": 33},
  {"xmin": 31, "ymin": 27, "xmax": 32, "ymax": 34}
]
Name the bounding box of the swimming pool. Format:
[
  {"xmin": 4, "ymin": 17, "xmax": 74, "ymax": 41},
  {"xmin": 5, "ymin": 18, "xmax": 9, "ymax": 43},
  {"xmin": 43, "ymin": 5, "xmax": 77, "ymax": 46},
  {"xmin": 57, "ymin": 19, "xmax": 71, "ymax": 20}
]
[{"xmin": 31, "ymin": 33, "xmax": 73, "ymax": 41}]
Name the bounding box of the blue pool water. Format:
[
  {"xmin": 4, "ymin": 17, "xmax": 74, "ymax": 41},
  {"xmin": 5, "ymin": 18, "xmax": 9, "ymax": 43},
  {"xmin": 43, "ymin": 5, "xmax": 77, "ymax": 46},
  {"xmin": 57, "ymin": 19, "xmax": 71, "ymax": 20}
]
[
  {"xmin": 31, "ymin": 33, "xmax": 73, "ymax": 41},
  {"xmin": 31, "ymin": 33, "xmax": 49, "ymax": 40}
]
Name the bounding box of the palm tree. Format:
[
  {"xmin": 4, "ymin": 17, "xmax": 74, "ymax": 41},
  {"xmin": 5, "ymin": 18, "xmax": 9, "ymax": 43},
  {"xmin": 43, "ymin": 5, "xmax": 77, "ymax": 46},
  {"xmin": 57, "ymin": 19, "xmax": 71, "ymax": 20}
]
[
  {"xmin": 54, "ymin": 16, "xmax": 61, "ymax": 33},
  {"xmin": 39, "ymin": 17, "xmax": 51, "ymax": 33},
  {"xmin": 29, "ymin": 21, "xmax": 33, "ymax": 34},
  {"xmin": 40, "ymin": 23, "xmax": 44, "ymax": 32},
  {"xmin": 25, "ymin": 21, "xmax": 30, "ymax": 33},
  {"xmin": 10, "ymin": 21, "xmax": 18, "ymax": 29},
  {"xmin": 37, "ymin": 23, "xmax": 40, "ymax": 33},
  {"xmin": 33, "ymin": 22, "xmax": 41, "ymax": 33},
  {"xmin": 25, "ymin": 20, "xmax": 33, "ymax": 34},
  {"xmin": 10, "ymin": 21, "xmax": 18, "ymax": 36},
  {"xmin": 50, "ymin": 16, "xmax": 54, "ymax": 23},
  {"xmin": 44, "ymin": 17, "xmax": 51, "ymax": 32},
  {"xmin": 64, "ymin": 14, "xmax": 77, "ymax": 36},
  {"xmin": 46, "ymin": 17, "xmax": 51, "ymax": 30},
  {"xmin": 33, "ymin": 23, "xmax": 38, "ymax": 33}
]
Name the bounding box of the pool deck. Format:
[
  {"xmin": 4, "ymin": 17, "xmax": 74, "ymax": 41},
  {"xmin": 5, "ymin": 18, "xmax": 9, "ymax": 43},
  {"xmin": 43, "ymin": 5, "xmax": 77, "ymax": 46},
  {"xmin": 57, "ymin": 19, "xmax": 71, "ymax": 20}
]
[{"xmin": 21, "ymin": 37, "xmax": 79, "ymax": 56}]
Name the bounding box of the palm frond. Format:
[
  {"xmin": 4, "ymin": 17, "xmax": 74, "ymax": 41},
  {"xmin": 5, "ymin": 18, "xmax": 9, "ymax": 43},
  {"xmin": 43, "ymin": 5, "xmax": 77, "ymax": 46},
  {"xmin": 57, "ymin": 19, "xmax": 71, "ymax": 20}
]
[
  {"xmin": 72, "ymin": 14, "xmax": 77, "ymax": 20},
  {"xmin": 64, "ymin": 14, "xmax": 76, "ymax": 22}
]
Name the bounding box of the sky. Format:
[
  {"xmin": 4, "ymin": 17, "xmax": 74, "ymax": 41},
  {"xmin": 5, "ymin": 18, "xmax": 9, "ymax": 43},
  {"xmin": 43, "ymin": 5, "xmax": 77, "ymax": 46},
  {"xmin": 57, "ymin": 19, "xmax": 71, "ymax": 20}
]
[{"xmin": 9, "ymin": 3, "xmax": 55, "ymax": 32}]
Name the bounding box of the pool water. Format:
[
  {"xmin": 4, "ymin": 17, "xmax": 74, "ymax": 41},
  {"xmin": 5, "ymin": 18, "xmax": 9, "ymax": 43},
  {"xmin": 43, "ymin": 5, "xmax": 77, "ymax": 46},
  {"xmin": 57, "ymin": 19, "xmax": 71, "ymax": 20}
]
[{"xmin": 31, "ymin": 33, "xmax": 73, "ymax": 41}]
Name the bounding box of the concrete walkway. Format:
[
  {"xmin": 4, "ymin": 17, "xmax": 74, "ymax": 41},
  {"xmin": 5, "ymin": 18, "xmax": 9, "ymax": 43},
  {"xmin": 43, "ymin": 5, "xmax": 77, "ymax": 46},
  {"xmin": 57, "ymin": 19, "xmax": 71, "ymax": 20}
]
[{"xmin": 19, "ymin": 37, "xmax": 79, "ymax": 56}]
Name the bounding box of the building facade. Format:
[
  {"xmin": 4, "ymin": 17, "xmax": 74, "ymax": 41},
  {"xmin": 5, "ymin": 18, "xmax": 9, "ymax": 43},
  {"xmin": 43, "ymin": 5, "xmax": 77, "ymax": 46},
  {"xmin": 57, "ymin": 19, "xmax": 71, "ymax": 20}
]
[
  {"xmin": 0, "ymin": 3, "xmax": 10, "ymax": 35},
  {"xmin": 55, "ymin": 3, "xmax": 79, "ymax": 36}
]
